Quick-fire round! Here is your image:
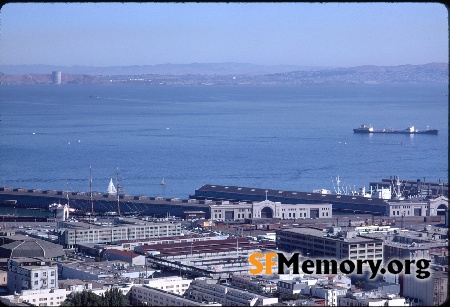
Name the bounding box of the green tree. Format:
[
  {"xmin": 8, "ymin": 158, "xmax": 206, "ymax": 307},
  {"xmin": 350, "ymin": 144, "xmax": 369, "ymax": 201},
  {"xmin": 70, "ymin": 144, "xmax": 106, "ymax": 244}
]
[
  {"xmin": 65, "ymin": 290, "xmax": 103, "ymax": 307},
  {"xmin": 60, "ymin": 301, "xmax": 73, "ymax": 307},
  {"xmin": 102, "ymin": 288, "xmax": 129, "ymax": 306}
]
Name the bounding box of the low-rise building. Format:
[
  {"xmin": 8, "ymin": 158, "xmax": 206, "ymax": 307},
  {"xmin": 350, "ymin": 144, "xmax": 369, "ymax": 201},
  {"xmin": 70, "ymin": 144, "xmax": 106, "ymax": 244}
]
[
  {"xmin": 0, "ymin": 288, "xmax": 67, "ymax": 306},
  {"xmin": 230, "ymin": 274, "xmax": 277, "ymax": 294},
  {"xmin": 277, "ymin": 279, "xmax": 309, "ymax": 296},
  {"xmin": 0, "ymin": 235, "xmax": 64, "ymax": 260},
  {"xmin": 140, "ymin": 276, "xmax": 193, "ymax": 296},
  {"xmin": 309, "ymin": 285, "xmax": 348, "ymax": 306},
  {"xmin": 58, "ymin": 260, "xmax": 154, "ymax": 282},
  {"xmin": 209, "ymin": 199, "xmax": 332, "ymax": 221},
  {"xmin": 104, "ymin": 249, "xmax": 146, "ymax": 265},
  {"xmin": 7, "ymin": 257, "xmax": 58, "ymax": 294},
  {"xmin": 186, "ymin": 279, "xmax": 278, "ymax": 306},
  {"xmin": 130, "ymin": 284, "xmax": 221, "ymax": 306}
]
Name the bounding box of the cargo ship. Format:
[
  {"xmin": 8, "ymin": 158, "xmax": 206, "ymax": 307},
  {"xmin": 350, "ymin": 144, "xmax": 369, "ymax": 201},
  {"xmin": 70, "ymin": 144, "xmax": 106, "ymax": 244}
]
[{"xmin": 353, "ymin": 124, "xmax": 438, "ymax": 135}]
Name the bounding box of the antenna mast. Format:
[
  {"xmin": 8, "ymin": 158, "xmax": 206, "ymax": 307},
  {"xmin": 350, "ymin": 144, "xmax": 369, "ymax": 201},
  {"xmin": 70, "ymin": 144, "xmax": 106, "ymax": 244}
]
[
  {"xmin": 65, "ymin": 180, "xmax": 70, "ymax": 207},
  {"xmin": 90, "ymin": 166, "xmax": 94, "ymax": 215},
  {"xmin": 116, "ymin": 167, "xmax": 121, "ymax": 216}
]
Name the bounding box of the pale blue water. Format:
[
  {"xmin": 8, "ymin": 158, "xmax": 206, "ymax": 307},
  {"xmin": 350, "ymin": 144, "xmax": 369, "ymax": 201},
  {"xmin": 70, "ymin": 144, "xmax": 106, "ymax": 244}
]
[{"xmin": 0, "ymin": 84, "xmax": 447, "ymax": 199}]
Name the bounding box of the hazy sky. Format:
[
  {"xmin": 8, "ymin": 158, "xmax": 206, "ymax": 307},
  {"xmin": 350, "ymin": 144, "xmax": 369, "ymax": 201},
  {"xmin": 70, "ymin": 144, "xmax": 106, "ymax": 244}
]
[{"xmin": 0, "ymin": 2, "xmax": 447, "ymax": 67}]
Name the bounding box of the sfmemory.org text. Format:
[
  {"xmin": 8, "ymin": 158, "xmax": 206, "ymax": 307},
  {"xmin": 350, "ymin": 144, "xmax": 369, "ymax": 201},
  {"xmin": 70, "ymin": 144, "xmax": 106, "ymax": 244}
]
[{"xmin": 249, "ymin": 252, "xmax": 431, "ymax": 279}]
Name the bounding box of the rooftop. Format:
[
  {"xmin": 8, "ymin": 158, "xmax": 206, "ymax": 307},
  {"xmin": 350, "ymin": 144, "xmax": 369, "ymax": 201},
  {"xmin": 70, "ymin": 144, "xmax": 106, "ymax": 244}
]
[{"xmin": 277, "ymin": 227, "xmax": 383, "ymax": 243}]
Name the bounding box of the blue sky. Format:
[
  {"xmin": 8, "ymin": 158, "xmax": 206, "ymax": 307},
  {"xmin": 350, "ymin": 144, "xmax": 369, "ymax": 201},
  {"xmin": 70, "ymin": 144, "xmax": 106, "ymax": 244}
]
[{"xmin": 0, "ymin": 2, "xmax": 447, "ymax": 67}]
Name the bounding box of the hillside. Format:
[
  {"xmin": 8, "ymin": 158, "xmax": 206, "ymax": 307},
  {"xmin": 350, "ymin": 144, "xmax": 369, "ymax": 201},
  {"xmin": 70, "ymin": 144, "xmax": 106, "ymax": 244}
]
[{"xmin": 0, "ymin": 62, "xmax": 447, "ymax": 85}]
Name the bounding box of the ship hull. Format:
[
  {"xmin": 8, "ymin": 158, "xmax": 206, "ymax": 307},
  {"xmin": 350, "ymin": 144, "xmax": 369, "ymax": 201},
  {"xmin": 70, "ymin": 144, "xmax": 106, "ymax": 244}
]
[{"xmin": 353, "ymin": 129, "xmax": 438, "ymax": 134}]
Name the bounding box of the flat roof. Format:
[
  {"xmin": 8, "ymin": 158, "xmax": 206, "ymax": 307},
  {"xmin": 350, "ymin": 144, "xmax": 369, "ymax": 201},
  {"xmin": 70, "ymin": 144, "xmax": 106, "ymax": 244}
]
[
  {"xmin": 278, "ymin": 227, "xmax": 383, "ymax": 243},
  {"xmin": 195, "ymin": 184, "xmax": 388, "ymax": 206}
]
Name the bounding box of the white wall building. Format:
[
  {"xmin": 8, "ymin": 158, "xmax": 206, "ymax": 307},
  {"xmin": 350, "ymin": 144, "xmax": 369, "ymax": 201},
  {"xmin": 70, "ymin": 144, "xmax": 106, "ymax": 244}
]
[
  {"xmin": 7, "ymin": 257, "xmax": 58, "ymax": 294},
  {"xmin": 210, "ymin": 200, "xmax": 332, "ymax": 221},
  {"xmin": 141, "ymin": 276, "xmax": 193, "ymax": 296},
  {"xmin": 309, "ymin": 286, "xmax": 348, "ymax": 306},
  {"xmin": 0, "ymin": 288, "xmax": 67, "ymax": 307}
]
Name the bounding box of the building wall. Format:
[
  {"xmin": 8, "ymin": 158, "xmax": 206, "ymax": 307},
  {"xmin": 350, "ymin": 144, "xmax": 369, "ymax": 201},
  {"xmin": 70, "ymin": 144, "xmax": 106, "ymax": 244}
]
[
  {"xmin": 402, "ymin": 271, "xmax": 448, "ymax": 306},
  {"xmin": 142, "ymin": 276, "xmax": 192, "ymax": 296},
  {"xmin": 187, "ymin": 280, "xmax": 278, "ymax": 306},
  {"xmin": 7, "ymin": 259, "xmax": 58, "ymax": 294},
  {"xmin": 389, "ymin": 203, "xmax": 428, "ymax": 217},
  {"xmin": 209, "ymin": 200, "xmax": 332, "ymax": 221},
  {"xmin": 0, "ymin": 288, "xmax": 67, "ymax": 307},
  {"xmin": 277, "ymin": 280, "xmax": 308, "ymax": 295},
  {"xmin": 338, "ymin": 296, "xmax": 407, "ymax": 306},
  {"xmin": 427, "ymin": 196, "xmax": 448, "ymax": 216},
  {"xmin": 310, "ymin": 287, "xmax": 347, "ymax": 306},
  {"xmin": 104, "ymin": 250, "xmax": 146, "ymax": 266},
  {"xmin": 130, "ymin": 284, "xmax": 215, "ymax": 306},
  {"xmin": 0, "ymin": 270, "xmax": 7, "ymax": 286},
  {"xmin": 63, "ymin": 222, "xmax": 182, "ymax": 246},
  {"xmin": 276, "ymin": 228, "xmax": 383, "ymax": 260}
]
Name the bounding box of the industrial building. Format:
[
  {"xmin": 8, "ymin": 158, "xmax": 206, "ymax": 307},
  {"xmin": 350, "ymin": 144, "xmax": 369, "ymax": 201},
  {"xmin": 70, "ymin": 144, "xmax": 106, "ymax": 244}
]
[
  {"xmin": 1, "ymin": 184, "xmax": 446, "ymax": 218},
  {"xmin": 146, "ymin": 238, "xmax": 276, "ymax": 280},
  {"xmin": 59, "ymin": 219, "xmax": 182, "ymax": 247},
  {"xmin": 193, "ymin": 184, "xmax": 448, "ymax": 217},
  {"xmin": 0, "ymin": 235, "xmax": 64, "ymax": 260}
]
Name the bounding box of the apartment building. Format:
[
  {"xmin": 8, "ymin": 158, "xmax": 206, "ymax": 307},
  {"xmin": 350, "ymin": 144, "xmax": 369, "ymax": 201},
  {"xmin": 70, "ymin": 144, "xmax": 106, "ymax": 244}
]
[
  {"xmin": 0, "ymin": 288, "xmax": 67, "ymax": 307},
  {"xmin": 7, "ymin": 257, "xmax": 58, "ymax": 294}
]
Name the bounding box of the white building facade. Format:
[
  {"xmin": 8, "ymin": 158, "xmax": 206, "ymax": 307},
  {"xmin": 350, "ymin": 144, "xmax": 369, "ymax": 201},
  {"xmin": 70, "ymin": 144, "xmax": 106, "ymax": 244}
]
[
  {"xmin": 209, "ymin": 200, "xmax": 332, "ymax": 221},
  {"xmin": 0, "ymin": 288, "xmax": 67, "ymax": 307},
  {"xmin": 7, "ymin": 258, "xmax": 58, "ymax": 294}
]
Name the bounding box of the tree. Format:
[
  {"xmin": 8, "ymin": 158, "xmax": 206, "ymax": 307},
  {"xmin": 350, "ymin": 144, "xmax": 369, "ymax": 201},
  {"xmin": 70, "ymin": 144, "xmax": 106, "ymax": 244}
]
[
  {"xmin": 355, "ymin": 281, "xmax": 365, "ymax": 289},
  {"xmin": 102, "ymin": 288, "xmax": 129, "ymax": 306},
  {"xmin": 63, "ymin": 290, "xmax": 103, "ymax": 307}
]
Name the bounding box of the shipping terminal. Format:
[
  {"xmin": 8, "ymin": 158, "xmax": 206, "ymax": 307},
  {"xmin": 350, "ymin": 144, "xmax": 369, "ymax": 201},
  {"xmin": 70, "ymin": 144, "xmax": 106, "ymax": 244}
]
[{"xmin": 0, "ymin": 177, "xmax": 447, "ymax": 221}]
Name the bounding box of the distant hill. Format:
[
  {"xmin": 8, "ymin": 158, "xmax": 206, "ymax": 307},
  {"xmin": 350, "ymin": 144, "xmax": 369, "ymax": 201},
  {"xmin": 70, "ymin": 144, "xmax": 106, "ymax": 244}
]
[
  {"xmin": 262, "ymin": 62, "xmax": 448, "ymax": 85},
  {"xmin": 0, "ymin": 62, "xmax": 447, "ymax": 85},
  {"xmin": 0, "ymin": 63, "xmax": 331, "ymax": 76}
]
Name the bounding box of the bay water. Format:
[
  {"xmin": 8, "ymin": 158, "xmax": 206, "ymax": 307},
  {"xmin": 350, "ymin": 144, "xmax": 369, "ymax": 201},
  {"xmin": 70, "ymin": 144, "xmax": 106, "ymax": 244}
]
[{"xmin": 0, "ymin": 84, "xmax": 447, "ymax": 201}]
